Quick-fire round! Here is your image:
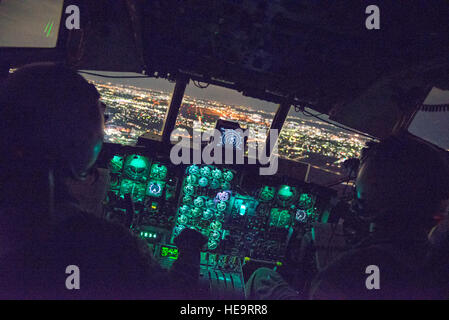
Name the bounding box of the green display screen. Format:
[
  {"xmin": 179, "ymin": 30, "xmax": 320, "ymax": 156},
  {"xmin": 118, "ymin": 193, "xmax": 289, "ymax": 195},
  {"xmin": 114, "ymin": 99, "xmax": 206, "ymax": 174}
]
[{"xmin": 160, "ymin": 246, "xmax": 179, "ymax": 260}]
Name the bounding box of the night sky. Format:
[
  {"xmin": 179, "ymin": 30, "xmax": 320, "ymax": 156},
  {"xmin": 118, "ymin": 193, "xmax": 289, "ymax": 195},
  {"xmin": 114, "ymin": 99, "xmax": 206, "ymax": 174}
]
[{"xmin": 82, "ymin": 71, "xmax": 449, "ymax": 150}]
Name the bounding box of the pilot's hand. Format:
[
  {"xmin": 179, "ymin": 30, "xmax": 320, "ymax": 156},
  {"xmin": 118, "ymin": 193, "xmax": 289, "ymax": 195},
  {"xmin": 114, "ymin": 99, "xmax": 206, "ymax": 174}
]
[{"xmin": 174, "ymin": 228, "xmax": 208, "ymax": 252}]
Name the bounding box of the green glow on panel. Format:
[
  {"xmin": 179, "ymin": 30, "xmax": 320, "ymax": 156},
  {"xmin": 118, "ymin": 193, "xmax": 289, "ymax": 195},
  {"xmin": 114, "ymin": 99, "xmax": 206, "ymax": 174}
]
[{"xmin": 278, "ymin": 185, "xmax": 294, "ymax": 200}]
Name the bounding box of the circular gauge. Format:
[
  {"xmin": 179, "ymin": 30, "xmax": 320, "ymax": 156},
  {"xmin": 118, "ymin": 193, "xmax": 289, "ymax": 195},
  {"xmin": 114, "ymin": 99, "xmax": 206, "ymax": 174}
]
[
  {"xmin": 173, "ymin": 224, "xmax": 185, "ymax": 236},
  {"xmin": 212, "ymin": 169, "xmax": 222, "ymax": 179},
  {"xmin": 183, "ymin": 195, "xmax": 193, "ymax": 204},
  {"xmin": 210, "ymin": 179, "xmax": 221, "ymax": 189},
  {"xmin": 151, "ymin": 164, "xmax": 167, "ymax": 180},
  {"xmin": 208, "ymin": 239, "xmax": 218, "ymax": 250},
  {"xmin": 188, "ymin": 165, "xmax": 200, "ymax": 175},
  {"xmin": 203, "ymin": 209, "xmax": 214, "ymax": 220},
  {"xmin": 200, "ymin": 166, "xmax": 211, "ymax": 177},
  {"xmin": 276, "ymin": 185, "xmax": 298, "ymax": 207},
  {"xmin": 124, "ymin": 155, "xmax": 150, "ymax": 180},
  {"xmin": 296, "ymin": 209, "xmax": 307, "ymax": 222},
  {"xmin": 184, "ymin": 184, "xmax": 194, "ymax": 195},
  {"xmin": 210, "ymin": 221, "xmax": 222, "ymax": 230},
  {"xmin": 223, "ymin": 170, "xmax": 234, "ymax": 182},
  {"xmin": 147, "ymin": 182, "xmax": 162, "ymax": 196},
  {"xmin": 259, "ymin": 186, "xmax": 275, "ymax": 202},
  {"xmin": 192, "ymin": 207, "xmax": 202, "ymax": 217},
  {"xmin": 216, "ymin": 191, "xmax": 230, "ymax": 202},
  {"xmin": 178, "ymin": 215, "xmax": 189, "ymax": 225},
  {"xmin": 109, "ymin": 155, "xmax": 124, "ymax": 173},
  {"xmin": 198, "ymin": 177, "xmax": 209, "ymax": 187},
  {"xmin": 298, "ymin": 193, "xmax": 313, "ymax": 209},
  {"xmin": 180, "ymin": 205, "xmax": 191, "ymax": 215},
  {"xmin": 216, "ymin": 201, "xmax": 227, "ymax": 212},
  {"xmin": 186, "ymin": 175, "xmax": 199, "ymax": 186},
  {"xmin": 206, "ymin": 199, "xmax": 216, "ymax": 209},
  {"xmin": 221, "ymin": 182, "xmax": 231, "ymax": 190},
  {"xmin": 209, "ymin": 230, "xmax": 221, "ymax": 241},
  {"xmin": 194, "ymin": 196, "xmax": 205, "ymax": 208},
  {"xmin": 215, "ymin": 211, "xmax": 225, "ymax": 221}
]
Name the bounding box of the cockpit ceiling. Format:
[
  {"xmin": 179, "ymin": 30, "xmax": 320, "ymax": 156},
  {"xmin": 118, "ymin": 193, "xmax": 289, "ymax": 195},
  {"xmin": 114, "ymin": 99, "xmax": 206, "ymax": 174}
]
[{"xmin": 6, "ymin": 0, "xmax": 448, "ymax": 138}]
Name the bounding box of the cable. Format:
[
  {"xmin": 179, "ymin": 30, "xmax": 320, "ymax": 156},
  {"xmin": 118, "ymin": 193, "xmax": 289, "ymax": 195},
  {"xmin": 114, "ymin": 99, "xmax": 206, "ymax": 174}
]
[
  {"xmin": 295, "ymin": 105, "xmax": 378, "ymax": 140},
  {"xmin": 77, "ymin": 71, "xmax": 150, "ymax": 79}
]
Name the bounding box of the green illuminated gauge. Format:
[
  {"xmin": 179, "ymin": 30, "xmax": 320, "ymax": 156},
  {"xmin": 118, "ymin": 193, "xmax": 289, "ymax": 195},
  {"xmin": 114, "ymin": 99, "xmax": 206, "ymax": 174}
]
[
  {"xmin": 123, "ymin": 155, "xmax": 150, "ymax": 181},
  {"xmin": 215, "ymin": 211, "xmax": 225, "ymax": 221},
  {"xmin": 109, "ymin": 155, "xmax": 124, "ymax": 173},
  {"xmin": 210, "ymin": 220, "xmax": 222, "ymax": 230},
  {"xmin": 150, "ymin": 163, "xmax": 167, "ymax": 180},
  {"xmin": 208, "ymin": 239, "xmax": 219, "ymax": 250},
  {"xmin": 276, "ymin": 185, "xmax": 298, "ymax": 207},
  {"xmin": 173, "ymin": 225, "xmax": 185, "ymax": 237},
  {"xmin": 192, "ymin": 207, "xmax": 202, "ymax": 217},
  {"xmin": 198, "ymin": 177, "xmax": 209, "ymax": 187},
  {"xmin": 119, "ymin": 179, "xmax": 146, "ymax": 202},
  {"xmin": 221, "ymin": 182, "xmax": 231, "ymax": 190},
  {"xmin": 178, "ymin": 215, "xmax": 189, "ymax": 225},
  {"xmin": 194, "ymin": 196, "xmax": 205, "ymax": 208},
  {"xmin": 180, "ymin": 205, "xmax": 191, "ymax": 215},
  {"xmin": 298, "ymin": 193, "xmax": 313, "ymax": 209},
  {"xmin": 188, "ymin": 165, "xmax": 200, "ymax": 175},
  {"xmin": 212, "ymin": 169, "xmax": 222, "ymax": 179},
  {"xmin": 269, "ymin": 208, "xmax": 292, "ymax": 229},
  {"xmin": 147, "ymin": 180, "xmax": 164, "ymax": 197},
  {"xmin": 183, "ymin": 195, "xmax": 193, "ymax": 204},
  {"xmin": 200, "ymin": 166, "xmax": 211, "ymax": 177},
  {"xmin": 223, "ymin": 170, "xmax": 234, "ymax": 182},
  {"xmin": 206, "ymin": 199, "xmax": 216, "ymax": 209},
  {"xmin": 209, "ymin": 230, "xmax": 221, "ymax": 241},
  {"xmin": 186, "ymin": 175, "xmax": 199, "ymax": 186},
  {"xmin": 210, "ymin": 179, "xmax": 221, "ymax": 189},
  {"xmin": 203, "ymin": 209, "xmax": 214, "ymax": 220},
  {"xmin": 184, "ymin": 184, "xmax": 194, "ymax": 196},
  {"xmin": 259, "ymin": 186, "xmax": 275, "ymax": 202},
  {"xmin": 216, "ymin": 201, "xmax": 227, "ymax": 212}
]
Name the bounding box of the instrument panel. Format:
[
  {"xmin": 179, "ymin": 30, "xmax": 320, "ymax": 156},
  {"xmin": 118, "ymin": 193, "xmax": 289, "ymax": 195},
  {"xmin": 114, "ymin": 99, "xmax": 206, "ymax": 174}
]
[{"xmin": 100, "ymin": 146, "xmax": 336, "ymax": 297}]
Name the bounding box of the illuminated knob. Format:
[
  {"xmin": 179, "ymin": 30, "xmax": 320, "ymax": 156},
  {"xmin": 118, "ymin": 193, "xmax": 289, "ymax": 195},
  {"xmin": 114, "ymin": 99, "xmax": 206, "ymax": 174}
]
[
  {"xmin": 184, "ymin": 184, "xmax": 194, "ymax": 195},
  {"xmin": 200, "ymin": 166, "xmax": 211, "ymax": 177},
  {"xmin": 188, "ymin": 165, "xmax": 200, "ymax": 175},
  {"xmin": 223, "ymin": 171, "xmax": 233, "ymax": 182},
  {"xmin": 198, "ymin": 177, "xmax": 209, "ymax": 187},
  {"xmin": 194, "ymin": 196, "xmax": 205, "ymax": 208},
  {"xmin": 210, "ymin": 221, "xmax": 222, "ymax": 230},
  {"xmin": 192, "ymin": 207, "xmax": 202, "ymax": 217},
  {"xmin": 216, "ymin": 191, "xmax": 230, "ymax": 202},
  {"xmin": 210, "ymin": 179, "xmax": 220, "ymax": 189},
  {"xmin": 208, "ymin": 239, "xmax": 218, "ymax": 250},
  {"xmin": 221, "ymin": 182, "xmax": 231, "ymax": 190},
  {"xmin": 178, "ymin": 215, "xmax": 189, "ymax": 225},
  {"xmin": 151, "ymin": 164, "xmax": 167, "ymax": 180},
  {"xmin": 203, "ymin": 209, "xmax": 214, "ymax": 220},
  {"xmin": 186, "ymin": 175, "xmax": 198, "ymax": 186},
  {"xmin": 216, "ymin": 201, "xmax": 227, "ymax": 212},
  {"xmin": 215, "ymin": 211, "xmax": 224, "ymax": 221},
  {"xmin": 183, "ymin": 195, "xmax": 193, "ymax": 204},
  {"xmin": 212, "ymin": 169, "xmax": 222, "ymax": 179},
  {"xmin": 209, "ymin": 230, "xmax": 221, "ymax": 241},
  {"xmin": 206, "ymin": 199, "xmax": 216, "ymax": 209},
  {"xmin": 174, "ymin": 224, "xmax": 185, "ymax": 236},
  {"xmin": 180, "ymin": 205, "xmax": 191, "ymax": 215}
]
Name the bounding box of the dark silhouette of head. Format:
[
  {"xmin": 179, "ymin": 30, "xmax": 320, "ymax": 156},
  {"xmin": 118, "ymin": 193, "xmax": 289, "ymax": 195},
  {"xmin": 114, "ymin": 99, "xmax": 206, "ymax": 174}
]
[
  {"xmin": 355, "ymin": 133, "xmax": 449, "ymax": 237},
  {"xmin": 0, "ymin": 62, "xmax": 104, "ymax": 211}
]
